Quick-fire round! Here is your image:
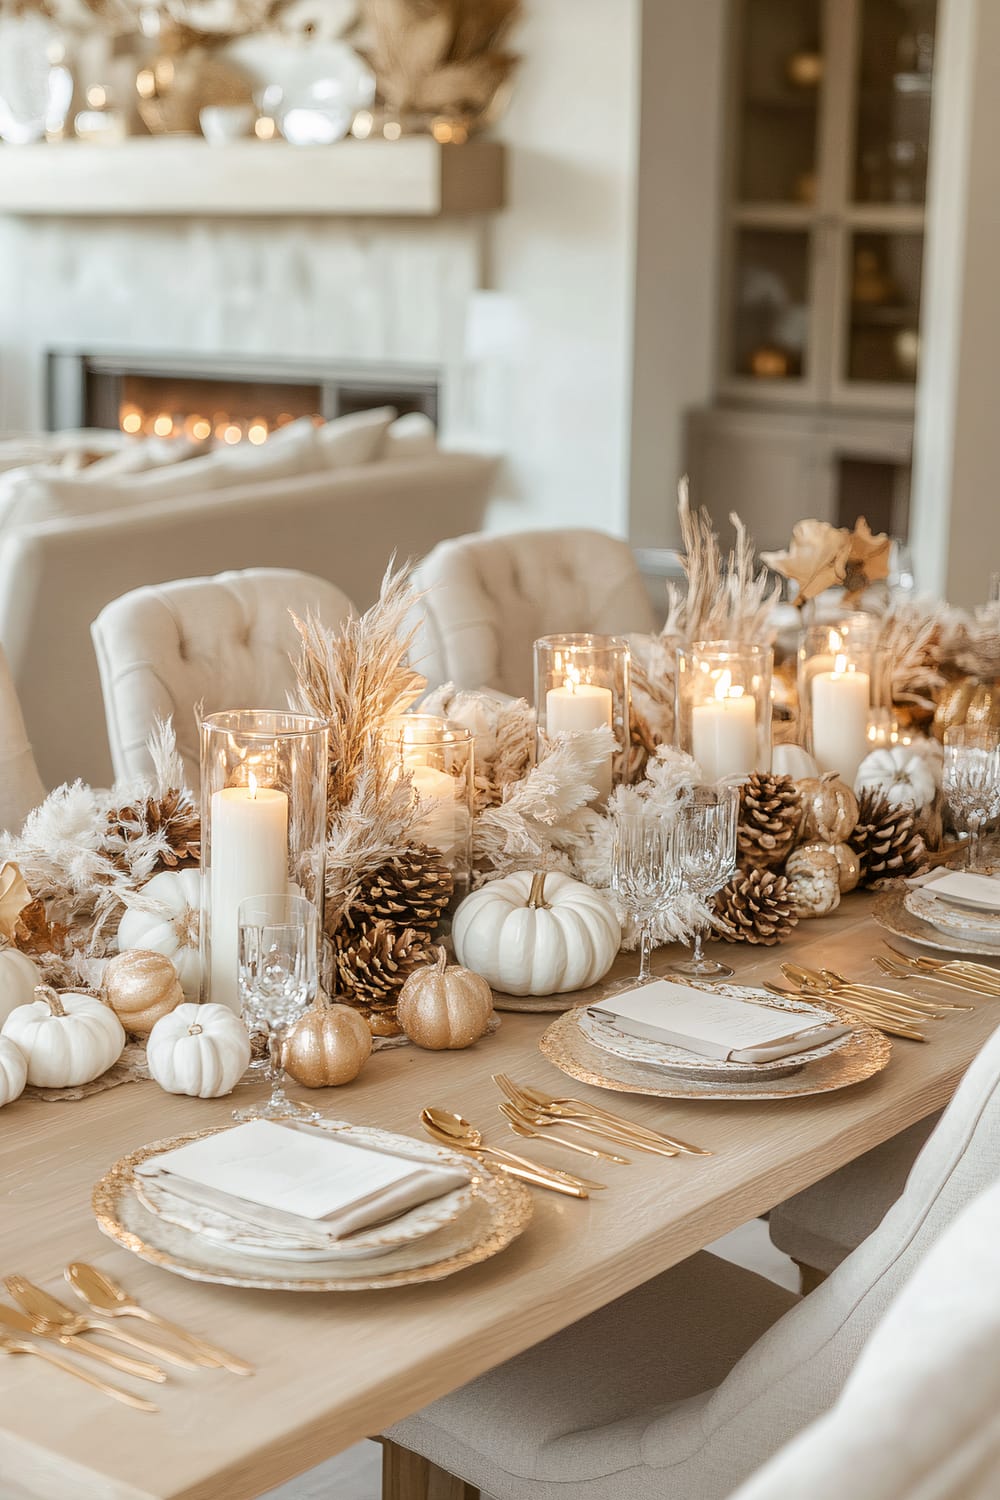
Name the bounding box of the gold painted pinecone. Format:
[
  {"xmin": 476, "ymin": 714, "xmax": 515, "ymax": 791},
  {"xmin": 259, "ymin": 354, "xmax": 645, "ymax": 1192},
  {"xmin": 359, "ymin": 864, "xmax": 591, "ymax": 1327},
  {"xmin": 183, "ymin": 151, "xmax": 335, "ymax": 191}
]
[
  {"xmin": 713, "ymin": 868, "xmax": 799, "ymax": 946},
  {"xmin": 105, "ymin": 787, "xmax": 200, "ymax": 872},
  {"xmin": 331, "ymin": 917, "xmax": 436, "ymax": 1007},
  {"xmin": 849, "ymin": 790, "xmax": 927, "ymax": 886},
  {"xmin": 737, "ymin": 773, "xmax": 802, "ymax": 871},
  {"xmin": 337, "ymin": 843, "xmax": 453, "ymax": 938}
]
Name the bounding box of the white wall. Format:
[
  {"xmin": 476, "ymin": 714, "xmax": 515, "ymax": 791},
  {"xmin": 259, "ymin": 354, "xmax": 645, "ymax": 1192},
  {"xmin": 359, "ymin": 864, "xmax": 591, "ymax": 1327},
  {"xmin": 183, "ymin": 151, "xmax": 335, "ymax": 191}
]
[{"xmin": 478, "ymin": 0, "xmax": 642, "ymax": 537}]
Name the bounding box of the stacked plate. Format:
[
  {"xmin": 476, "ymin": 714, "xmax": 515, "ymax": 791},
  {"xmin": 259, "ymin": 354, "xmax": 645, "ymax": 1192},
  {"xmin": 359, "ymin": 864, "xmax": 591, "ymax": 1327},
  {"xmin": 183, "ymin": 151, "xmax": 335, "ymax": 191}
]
[
  {"xmin": 904, "ymin": 872, "xmax": 1000, "ymax": 952},
  {"xmin": 93, "ymin": 1120, "xmax": 533, "ymax": 1292}
]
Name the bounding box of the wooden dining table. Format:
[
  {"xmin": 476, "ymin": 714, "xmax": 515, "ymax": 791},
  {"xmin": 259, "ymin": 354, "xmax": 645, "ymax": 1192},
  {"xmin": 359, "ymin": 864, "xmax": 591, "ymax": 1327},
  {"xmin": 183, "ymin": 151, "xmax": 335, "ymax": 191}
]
[{"xmin": 1, "ymin": 894, "xmax": 997, "ymax": 1500}]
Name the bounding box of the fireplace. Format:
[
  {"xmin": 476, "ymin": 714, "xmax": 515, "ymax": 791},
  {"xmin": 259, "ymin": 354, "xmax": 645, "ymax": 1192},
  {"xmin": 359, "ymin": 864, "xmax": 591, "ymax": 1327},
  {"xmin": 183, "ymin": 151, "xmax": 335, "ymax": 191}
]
[{"xmin": 46, "ymin": 350, "xmax": 440, "ymax": 446}]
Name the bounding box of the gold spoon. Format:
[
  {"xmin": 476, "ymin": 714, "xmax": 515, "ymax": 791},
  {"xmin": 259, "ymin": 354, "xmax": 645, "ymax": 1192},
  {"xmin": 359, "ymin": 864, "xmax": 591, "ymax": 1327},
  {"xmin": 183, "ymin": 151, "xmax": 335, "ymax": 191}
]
[
  {"xmin": 499, "ymin": 1102, "xmax": 630, "ymax": 1163},
  {"xmin": 420, "ymin": 1107, "xmax": 602, "ymax": 1194}
]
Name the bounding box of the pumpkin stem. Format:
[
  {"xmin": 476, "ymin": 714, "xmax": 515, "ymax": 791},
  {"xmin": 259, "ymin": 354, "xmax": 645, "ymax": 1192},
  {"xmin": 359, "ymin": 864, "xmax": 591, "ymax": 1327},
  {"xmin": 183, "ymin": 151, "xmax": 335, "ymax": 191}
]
[
  {"xmin": 35, "ymin": 983, "xmax": 66, "ymax": 1018},
  {"xmin": 187, "ymin": 1023, "xmax": 204, "ymax": 1037},
  {"xmin": 435, "ymin": 947, "xmax": 448, "ymax": 975},
  {"xmin": 527, "ymin": 871, "xmax": 549, "ymax": 909}
]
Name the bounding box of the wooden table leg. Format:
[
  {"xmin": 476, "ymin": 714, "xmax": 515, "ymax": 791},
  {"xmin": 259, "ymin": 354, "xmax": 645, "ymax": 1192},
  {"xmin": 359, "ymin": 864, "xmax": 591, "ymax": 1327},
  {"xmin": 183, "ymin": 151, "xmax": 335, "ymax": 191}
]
[{"xmin": 381, "ymin": 1438, "xmax": 480, "ymax": 1500}]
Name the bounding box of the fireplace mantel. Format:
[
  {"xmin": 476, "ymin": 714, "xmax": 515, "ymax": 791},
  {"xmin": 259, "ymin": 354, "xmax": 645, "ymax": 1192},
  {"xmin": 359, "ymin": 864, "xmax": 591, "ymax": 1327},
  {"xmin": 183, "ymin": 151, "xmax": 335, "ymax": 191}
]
[{"xmin": 0, "ymin": 136, "xmax": 504, "ymax": 218}]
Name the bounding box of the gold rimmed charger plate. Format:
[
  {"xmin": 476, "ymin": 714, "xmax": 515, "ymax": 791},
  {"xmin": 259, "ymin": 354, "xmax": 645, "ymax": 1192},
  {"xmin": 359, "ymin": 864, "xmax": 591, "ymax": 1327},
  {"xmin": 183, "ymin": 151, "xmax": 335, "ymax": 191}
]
[
  {"xmin": 538, "ymin": 1005, "xmax": 892, "ymax": 1101},
  {"xmin": 874, "ymin": 889, "xmax": 1000, "ymax": 959},
  {"xmin": 93, "ymin": 1127, "xmax": 533, "ymax": 1292}
]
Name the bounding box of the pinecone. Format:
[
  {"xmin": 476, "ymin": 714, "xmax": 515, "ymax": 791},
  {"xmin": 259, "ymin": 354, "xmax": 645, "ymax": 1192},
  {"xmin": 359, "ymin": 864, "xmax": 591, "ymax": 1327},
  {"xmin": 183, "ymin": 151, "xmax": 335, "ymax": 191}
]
[
  {"xmin": 342, "ymin": 844, "xmax": 453, "ymax": 936},
  {"xmin": 737, "ymin": 773, "xmax": 802, "ymax": 871},
  {"xmin": 332, "ymin": 917, "xmax": 435, "ymax": 1006},
  {"xmin": 849, "ymin": 789, "xmax": 927, "ymax": 886},
  {"xmin": 713, "ymin": 868, "xmax": 799, "ymax": 945},
  {"xmin": 105, "ymin": 788, "xmax": 200, "ymax": 873}
]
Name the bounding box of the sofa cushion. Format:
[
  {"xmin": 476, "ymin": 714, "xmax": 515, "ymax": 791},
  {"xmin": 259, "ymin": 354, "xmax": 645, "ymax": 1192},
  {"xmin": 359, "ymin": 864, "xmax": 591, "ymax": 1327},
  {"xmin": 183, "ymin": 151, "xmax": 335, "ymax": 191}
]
[
  {"xmin": 316, "ymin": 405, "xmax": 396, "ymax": 467},
  {"xmin": 384, "ymin": 411, "xmax": 438, "ymax": 460}
]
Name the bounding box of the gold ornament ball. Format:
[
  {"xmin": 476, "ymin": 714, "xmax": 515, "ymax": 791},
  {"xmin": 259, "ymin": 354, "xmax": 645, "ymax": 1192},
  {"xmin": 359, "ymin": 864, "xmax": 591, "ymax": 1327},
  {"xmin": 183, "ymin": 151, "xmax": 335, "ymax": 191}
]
[
  {"xmin": 784, "ymin": 845, "xmax": 842, "ymax": 918},
  {"xmin": 397, "ymin": 949, "xmax": 494, "ymax": 1051},
  {"xmin": 799, "ymin": 839, "xmax": 861, "ymax": 894},
  {"xmin": 102, "ymin": 949, "xmax": 184, "ymax": 1036},
  {"xmin": 797, "ymin": 773, "xmax": 859, "ymax": 844},
  {"xmin": 284, "ymin": 1003, "xmax": 372, "ymax": 1088}
]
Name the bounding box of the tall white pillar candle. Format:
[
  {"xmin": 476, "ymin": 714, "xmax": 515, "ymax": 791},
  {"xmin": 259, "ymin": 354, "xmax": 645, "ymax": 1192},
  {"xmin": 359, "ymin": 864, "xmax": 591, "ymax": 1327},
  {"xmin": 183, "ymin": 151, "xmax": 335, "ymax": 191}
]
[
  {"xmin": 545, "ymin": 680, "xmax": 614, "ymax": 800},
  {"xmin": 812, "ymin": 663, "xmax": 871, "ymax": 784},
  {"xmin": 691, "ymin": 692, "xmax": 758, "ymax": 782},
  {"xmin": 411, "ymin": 764, "xmax": 468, "ymax": 862},
  {"xmin": 209, "ymin": 780, "xmax": 288, "ymax": 1012}
]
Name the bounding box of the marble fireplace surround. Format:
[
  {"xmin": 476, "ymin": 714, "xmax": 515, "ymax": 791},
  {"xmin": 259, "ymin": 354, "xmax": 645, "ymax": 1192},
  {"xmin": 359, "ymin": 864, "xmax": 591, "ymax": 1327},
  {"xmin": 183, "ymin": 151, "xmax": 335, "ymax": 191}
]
[{"xmin": 0, "ymin": 142, "xmax": 505, "ymax": 443}]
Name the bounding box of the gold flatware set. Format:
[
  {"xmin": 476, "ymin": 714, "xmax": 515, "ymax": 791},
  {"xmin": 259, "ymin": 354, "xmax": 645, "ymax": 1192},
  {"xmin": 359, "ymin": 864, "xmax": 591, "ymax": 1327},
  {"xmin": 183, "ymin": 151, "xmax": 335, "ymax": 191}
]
[
  {"xmin": 0, "ymin": 1265, "xmax": 253, "ymax": 1412},
  {"xmin": 769, "ymin": 961, "xmax": 976, "ymax": 1043},
  {"xmin": 879, "ymin": 944, "xmax": 1000, "ymax": 998}
]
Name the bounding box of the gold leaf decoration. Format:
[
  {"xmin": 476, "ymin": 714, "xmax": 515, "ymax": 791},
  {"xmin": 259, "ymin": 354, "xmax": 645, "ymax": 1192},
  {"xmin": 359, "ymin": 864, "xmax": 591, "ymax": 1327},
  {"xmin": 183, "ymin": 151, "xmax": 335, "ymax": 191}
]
[{"xmin": 761, "ymin": 520, "xmax": 851, "ymax": 606}]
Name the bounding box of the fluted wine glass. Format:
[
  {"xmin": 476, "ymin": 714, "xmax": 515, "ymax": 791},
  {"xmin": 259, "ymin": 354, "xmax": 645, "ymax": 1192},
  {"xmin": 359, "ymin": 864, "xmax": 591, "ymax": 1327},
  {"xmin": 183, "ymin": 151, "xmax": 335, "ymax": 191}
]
[
  {"xmin": 610, "ymin": 813, "xmax": 682, "ymax": 990},
  {"xmin": 943, "ymin": 727, "xmax": 1000, "ymax": 873},
  {"xmin": 669, "ymin": 785, "xmax": 739, "ymax": 980},
  {"xmin": 234, "ymin": 894, "xmax": 319, "ymax": 1123}
]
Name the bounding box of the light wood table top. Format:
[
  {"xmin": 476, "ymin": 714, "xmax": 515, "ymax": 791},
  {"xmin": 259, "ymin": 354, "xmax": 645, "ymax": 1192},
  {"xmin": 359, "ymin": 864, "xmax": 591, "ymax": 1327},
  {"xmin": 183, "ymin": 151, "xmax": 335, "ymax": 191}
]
[{"xmin": 2, "ymin": 897, "xmax": 997, "ymax": 1500}]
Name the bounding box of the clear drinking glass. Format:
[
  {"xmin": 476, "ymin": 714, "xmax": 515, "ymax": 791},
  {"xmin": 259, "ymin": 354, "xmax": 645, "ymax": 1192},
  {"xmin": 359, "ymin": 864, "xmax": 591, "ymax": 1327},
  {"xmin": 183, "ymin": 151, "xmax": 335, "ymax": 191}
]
[
  {"xmin": 942, "ymin": 727, "xmax": 1000, "ymax": 874},
  {"xmin": 610, "ymin": 814, "xmax": 681, "ymax": 990},
  {"xmin": 669, "ymin": 786, "xmax": 740, "ymax": 981},
  {"xmin": 234, "ymin": 894, "xmax": 319, "ymax": 1122}
]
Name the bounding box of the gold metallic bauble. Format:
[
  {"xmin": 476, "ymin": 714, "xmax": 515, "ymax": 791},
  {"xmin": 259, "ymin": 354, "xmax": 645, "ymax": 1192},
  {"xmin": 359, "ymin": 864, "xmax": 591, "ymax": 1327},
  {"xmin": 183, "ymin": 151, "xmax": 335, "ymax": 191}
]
[
  {"xmin": 932, "ymin": 677, "xmax": 1000, "ymax": 741},
  {"xmin": 797, "ymin": 773, "xmax": 859, "ymax": 844},
  {"xmin": 284, "ymin": 1002, "xmax": 372, "ymax": 1088},
  {"xmin": 102, "ymin": 949, "xmax": 183, "ymax": 1036},
  {"xmin": 396, "ymin": 949, "xmax": 493, "ymax": 1051},
  {"xmin": 798, "ymin": 839, "xmax": 861, "ymax": 894},
  {"xmin": 784, "ymin": 845, "xmax": 842, "ymax": 918}
]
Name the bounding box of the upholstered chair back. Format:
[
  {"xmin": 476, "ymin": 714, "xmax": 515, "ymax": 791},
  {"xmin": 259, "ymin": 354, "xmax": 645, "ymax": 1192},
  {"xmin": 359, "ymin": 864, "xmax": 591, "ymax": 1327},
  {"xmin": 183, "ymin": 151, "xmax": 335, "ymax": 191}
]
[
  {"xmin": 633, "ymin": 1019, "xmax": 1000, "ymax": 1489},
  {"xmin": 409, "ymin": 530, "xmax": 657, "ymax": 697},
  {"xmin": 730, "ymin": 1179, "xmax": 1000, "ymax": 1500},
  {"xmin": 0, "ymin": 642, "xmax": 44, "ymax": 832},
  {"xmin": 92, "ymin": 569, "xmax": 353, "ymax": 787}
]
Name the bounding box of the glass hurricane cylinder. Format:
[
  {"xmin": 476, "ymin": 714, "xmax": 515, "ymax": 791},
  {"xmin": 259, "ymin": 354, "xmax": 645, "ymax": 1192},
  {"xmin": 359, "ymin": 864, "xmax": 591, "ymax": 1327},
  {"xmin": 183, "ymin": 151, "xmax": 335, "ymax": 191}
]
[
  {"xmin": 797, "ymin": 626, "xmax": 891, "ymax": 783},
  {"xmin": 200, "ymin": 710, "xmax": 328, "ymax": 1014},
  {"xmin": 675, "ymin": 642, "xmax": 773, "ymax": 784},
  {"xmin": 390, "ymin": 715, "xmax": 474, "ymax": 906},
  {"xmin": 533, "ymin": 633, "xmax": 630, "ymax": 803}
]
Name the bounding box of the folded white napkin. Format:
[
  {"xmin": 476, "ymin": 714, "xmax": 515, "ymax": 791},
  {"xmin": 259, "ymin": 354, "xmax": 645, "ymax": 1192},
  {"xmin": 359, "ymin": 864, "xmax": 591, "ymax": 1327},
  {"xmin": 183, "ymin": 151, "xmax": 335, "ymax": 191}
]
[
  {"xmin": 589, "ymin": 981, "xmax": 850, "ymax": 1064},
  {"xmin": 135, "ymin": 1120, "xmax": 469, "ymax": 1243},
  {"xmin": 909, "ymin": 870, "xmax": 1000, "ymax": 912}
]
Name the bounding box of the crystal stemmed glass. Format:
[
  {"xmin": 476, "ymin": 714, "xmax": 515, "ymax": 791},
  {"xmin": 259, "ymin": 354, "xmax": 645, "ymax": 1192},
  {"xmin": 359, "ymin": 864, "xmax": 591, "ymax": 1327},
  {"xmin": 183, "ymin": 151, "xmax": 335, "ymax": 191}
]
[
  {"xmin": 942, "ymin": 727, "xmax": 1000, "ymax": 873},
  {"xmin": 609, "ymin": 813, "xmax": 682, "ymax": 990},
  {"xmin": 668, "ymin": 785, "xmax": 740, "ymax": 981},
  {"xmin": 234, "ymin": 894, "xmax": 319, "ymax": 1123}
]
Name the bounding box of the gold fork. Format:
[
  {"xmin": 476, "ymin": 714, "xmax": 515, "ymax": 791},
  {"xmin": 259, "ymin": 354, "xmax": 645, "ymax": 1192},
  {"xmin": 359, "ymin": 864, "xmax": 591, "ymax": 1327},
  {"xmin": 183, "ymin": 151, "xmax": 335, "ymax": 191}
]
[
  {"xmin": 765, "ymin": 981, "xmax": 927, "ymax": 1042},
  {"xmin": 493, "ymin": 1075, "xmax": 707, "ymax": 1156},
  {"xmin": 873, "ymin": 955, "xmax": 980, "ymax": 1003},
  {"xmin": 0, "ymin": 1332, "xmax": 158, "ymax": 1412},
  {"xmin": 499, "ymin": 1103, "xmax": 631, "ymax": 1163},
  {"xmin": 884, "ymin": 945, "xmax": 1000, "ymax": 994}
]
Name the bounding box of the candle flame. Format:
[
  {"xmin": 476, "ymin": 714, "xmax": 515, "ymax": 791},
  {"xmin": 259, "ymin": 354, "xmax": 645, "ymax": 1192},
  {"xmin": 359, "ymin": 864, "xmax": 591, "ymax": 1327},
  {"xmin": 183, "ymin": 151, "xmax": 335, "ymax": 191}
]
[
  {"xmin": 247, "ymin": 770, "xmax": 258, "ymax": 800},
  {"xmin": 833, "ymin": 653, "xmax": 848, "ymax": 675},
  {"xmin": 563, "ymin": 665, "xmax": 581, "ymax": 694},
  {"xmin": 712, "ymin": 669, "xmax": 736, "ymax": 701}
]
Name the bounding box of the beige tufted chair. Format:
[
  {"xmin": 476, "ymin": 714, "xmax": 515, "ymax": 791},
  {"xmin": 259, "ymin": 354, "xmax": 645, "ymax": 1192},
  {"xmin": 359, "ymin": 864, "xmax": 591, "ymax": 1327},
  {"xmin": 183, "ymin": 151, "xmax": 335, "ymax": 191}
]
[
  {"xmin": 0, "ymin": 641, "xmax": 44, "ymax": 832},
  {"xmin": 384, "ymin": 1018, "xmax": 1000, "ymax": 1500},
  {"xmin": 408, "ymin": 530, "xmax": 658, "ymax": 697},
  {"xmin": 92, "ymin": 569, "xmax": 353, "ymax": 788}
]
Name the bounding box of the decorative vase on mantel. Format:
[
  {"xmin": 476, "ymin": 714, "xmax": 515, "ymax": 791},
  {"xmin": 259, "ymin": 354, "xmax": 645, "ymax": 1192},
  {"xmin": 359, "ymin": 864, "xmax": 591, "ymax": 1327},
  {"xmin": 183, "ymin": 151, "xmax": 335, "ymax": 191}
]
[{"xmin": 0, "ymin": 7, "xmax": 73, "ymax": 145}]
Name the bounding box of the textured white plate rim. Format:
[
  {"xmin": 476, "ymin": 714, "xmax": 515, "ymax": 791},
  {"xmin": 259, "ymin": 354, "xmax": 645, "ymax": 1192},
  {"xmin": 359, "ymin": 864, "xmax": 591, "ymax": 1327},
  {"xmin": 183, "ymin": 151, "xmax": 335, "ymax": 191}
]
[
  {"xmin": 872, "ymin": 889, "xmax": 1000, "ymax": 958},
  {"xmin": 905, "ymin": 888, "xmax": 1000, "ymax": 946}
]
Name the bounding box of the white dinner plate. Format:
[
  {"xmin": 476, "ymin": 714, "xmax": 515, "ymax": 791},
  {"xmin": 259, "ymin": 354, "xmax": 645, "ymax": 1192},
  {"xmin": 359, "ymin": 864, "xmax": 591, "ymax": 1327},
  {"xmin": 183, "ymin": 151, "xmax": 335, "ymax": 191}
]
[{"xmin": 904, "ymin": 888, "xmax": 1000, "ymax": 950}]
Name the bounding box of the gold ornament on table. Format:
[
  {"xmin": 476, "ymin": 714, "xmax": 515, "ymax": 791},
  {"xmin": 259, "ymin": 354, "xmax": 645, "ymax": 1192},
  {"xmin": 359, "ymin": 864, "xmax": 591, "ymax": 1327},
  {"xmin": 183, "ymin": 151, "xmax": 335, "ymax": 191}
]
[
  {"xmin": 849, "ymin": 789, "xmax": 927, "ymax": 888},
  {"xmin": 713, "ymin": 868, "xmax": 799, "ymax": 945},
  {"xmin": 283, "ymin": 1000, "xmax": 372, "ymax": 1087},
  {"xmin": 796, "ymin": 772, "xmax": 859, "ymax": 844},
  {"xmin": 783, "ymin": 845, "xmax": 842, "ymax": 917},
  {"xmin": 396, "ymin": 948, "xmax": 493, "ymax": 1051},
  {"xmin": 796, "ymin": 838, "xmax": 860, "ymax": 895},
  {"xmin": 736, "ymin": 773, "xmax": 801, "ymax": 871},
  {"xmin": 101, "ymin": 950, "xmax": 184, "ymax": 1037}
]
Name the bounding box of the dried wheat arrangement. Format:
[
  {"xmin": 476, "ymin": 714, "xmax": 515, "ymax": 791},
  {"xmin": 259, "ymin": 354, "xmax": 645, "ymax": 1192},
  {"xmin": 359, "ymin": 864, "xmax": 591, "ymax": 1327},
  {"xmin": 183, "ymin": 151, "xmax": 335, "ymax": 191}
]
[{"xmin": 359, "ymin": 0, "xmax": 521, "ymax": 123}]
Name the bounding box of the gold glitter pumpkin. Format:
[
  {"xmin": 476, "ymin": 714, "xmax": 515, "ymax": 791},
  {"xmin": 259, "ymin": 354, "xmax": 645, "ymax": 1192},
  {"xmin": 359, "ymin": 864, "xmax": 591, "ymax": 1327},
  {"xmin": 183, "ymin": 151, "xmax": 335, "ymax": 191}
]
[
  {"xmin": 397, "ymin": 949, "xmax": 494, "ymax": 1051},
  {"xmin": 797, "ymin": 772, "xmax": 859, "ymax": 844},
  {"xmin": 284, "ymin": 1002, "xmax": 372, "ymax": 1088},
  {"xmin": 102, "ymin": 950, "xmax": 184, "ymax": 1036}
]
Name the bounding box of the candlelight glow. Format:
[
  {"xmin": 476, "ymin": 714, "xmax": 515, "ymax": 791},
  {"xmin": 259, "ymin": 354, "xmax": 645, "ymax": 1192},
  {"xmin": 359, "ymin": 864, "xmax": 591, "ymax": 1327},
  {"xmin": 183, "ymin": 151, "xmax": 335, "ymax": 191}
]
[
  {"xmin": 712, "ymin": 668, "xmax": 745, "ymax": 701},
  {"xmin": 833, "ymin": 653, "xmax": 848, "ymax": 675},
  {"xmin": 562, "ymin": 665, "xmax": 582, "ymax": 694},
  {"xmin": 247, "ymin": 771, "xmax": 258, "ymax": 801}
]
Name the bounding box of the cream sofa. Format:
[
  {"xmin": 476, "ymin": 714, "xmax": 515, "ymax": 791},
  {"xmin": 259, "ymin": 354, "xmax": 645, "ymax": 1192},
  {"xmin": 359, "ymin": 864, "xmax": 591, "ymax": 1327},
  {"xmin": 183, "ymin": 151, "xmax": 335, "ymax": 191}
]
[{"xmin": 0, "ymin": 449, "xmax": 495, "ymax": 790}]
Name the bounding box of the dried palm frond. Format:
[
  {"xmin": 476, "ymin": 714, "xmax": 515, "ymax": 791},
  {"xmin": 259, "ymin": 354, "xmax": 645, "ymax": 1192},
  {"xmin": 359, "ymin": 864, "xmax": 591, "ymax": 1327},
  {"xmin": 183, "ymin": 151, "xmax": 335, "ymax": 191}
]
[
  {"xmin": 669, "ymin": 477, "xmax": 780, "ymax": 644},
  {"xmin": 360, "ymin": 0, "xmax": 520, "ymax": 121},
  {"xmin": 879, "ymin": 602, "xmax": 949, "ymax": 712},
  {"xmin": 290, "ymin": 560, "xmax": 426, "ymax": 821}
]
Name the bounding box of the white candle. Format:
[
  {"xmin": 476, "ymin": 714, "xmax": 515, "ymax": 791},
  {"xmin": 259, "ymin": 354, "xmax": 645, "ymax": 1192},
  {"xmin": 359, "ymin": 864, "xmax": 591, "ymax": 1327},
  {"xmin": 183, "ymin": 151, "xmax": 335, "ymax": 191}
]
[
  {"xmin": 546, "ymin": 674, "xmax": 613, "ymax": 801},
  {"xmin": 812, "ymin": 656, "xmax": 871, "ymax": 784},
  {"xmin": 209, "ymin": 775, "xmax": 288, "ymax": 1013},
  {"xmin": 411, "ymin": 764, "xmax": 468, "ymax": 862},
  {"xmin": 691, "ymin": 671, "xmax": 758, "ymax": 783}
]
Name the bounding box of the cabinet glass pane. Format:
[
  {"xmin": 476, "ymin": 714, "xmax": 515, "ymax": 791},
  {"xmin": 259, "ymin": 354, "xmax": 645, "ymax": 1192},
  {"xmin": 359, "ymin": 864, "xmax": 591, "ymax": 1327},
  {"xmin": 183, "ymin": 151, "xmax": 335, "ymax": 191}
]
[
  {"xmin": 846, "ymin": 231, "xmax": 923, "ymax": 384},
  {"xmin": 731, "ymin": 229, "xmax": 811, "ymax": 381},
  {"xmin": 854, "ymin": 0, "xmax": 936, "ymax": 204},
  {"xmin": 736, "ymin": 0, "xmax": 822, "ymax": 204}
]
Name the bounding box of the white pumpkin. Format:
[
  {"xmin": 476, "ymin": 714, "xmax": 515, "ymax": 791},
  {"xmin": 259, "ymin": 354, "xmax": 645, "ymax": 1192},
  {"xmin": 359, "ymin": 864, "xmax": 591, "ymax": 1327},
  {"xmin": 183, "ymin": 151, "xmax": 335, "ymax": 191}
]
[
  {"xmin": 146, "ymin": 1002, "xmax": 251, "ymax": 1098},
  {"xmin": 453, "ymin": 871, "xmax": 621, "ymax": 997},
  {"xmin": 0, "ymin": 1035, "xmax": 27, "ymax": 1107},
  {"xmin": 772, "ymin": 744, "xmax": 819, "ymax": 781},
  {"xmin": 855, "ymin": 746, "xmax": 937, "ymax": 811},
  {"xmin": 2, "ymin": 985, "xmax": 125, "ymax": 1088},
  {"xmin": 117, "ymin": 869, "xmax": 201, "ymax": 1000},
  {"xmin": 0, "ymin": 947, "xmax": 43, "ymax": 1028}
]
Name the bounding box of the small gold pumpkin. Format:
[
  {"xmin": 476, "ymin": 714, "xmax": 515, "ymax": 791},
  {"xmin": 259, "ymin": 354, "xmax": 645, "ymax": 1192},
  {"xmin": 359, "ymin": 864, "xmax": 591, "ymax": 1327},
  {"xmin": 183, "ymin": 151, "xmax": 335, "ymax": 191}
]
[
  {"xmin": 932, "ymin": 677, "xmax": 1000, "ymax": 741},
  {"xmin": 397, "ymin": 949, "xmax": 494, "ymax": 1051},
  {"xmin": 284, "ymin": 1001, "xmax": 372, "ymax": 1088},
  {"xmin": 798, "ymin": 839, "xmax": 860, "ymax": 894},
  {"xmin": 102, "ymin": 950, "xmax": 184, "ymax": 1036},
  {"xmin": 797, "ymin": 772, "xmax": 859, "ymax": 844}
]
